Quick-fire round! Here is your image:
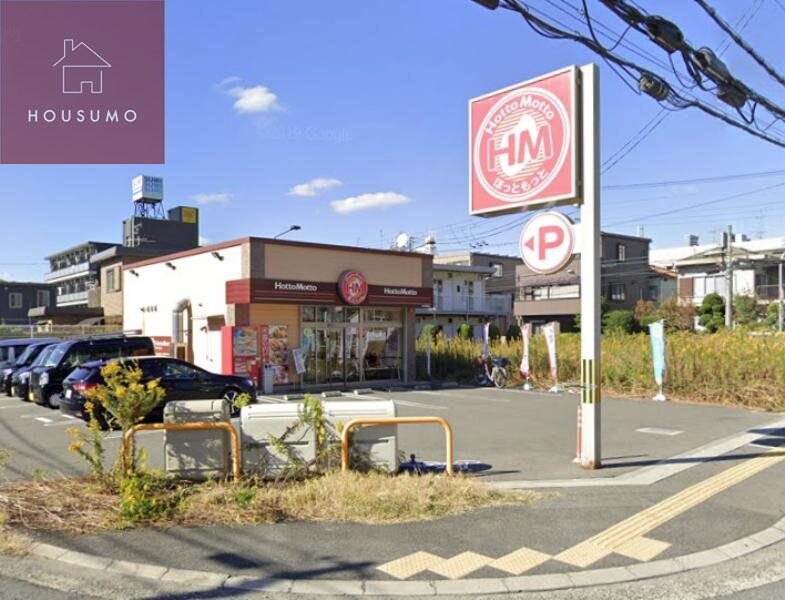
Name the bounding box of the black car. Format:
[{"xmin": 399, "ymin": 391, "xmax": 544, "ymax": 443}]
[
  {"xmin": 1, "ymin": 338, "xmax": 60, "ymax": 395},
  {"xmin": 0, "ymin": 338, "xmax": 47, "ymax": 371},
  {"xmin": 12, "ymin": 342, "xmax": 59, "ymax": 400},
  {"xmin": 60, "ymin": 356, "xmax": 256, "ymax": 425},
  {"xmin": 29, "ymin": 335, "xmax": 154, "ymax": 408}
]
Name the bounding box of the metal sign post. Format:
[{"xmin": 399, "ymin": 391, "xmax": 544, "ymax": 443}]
[{"xmin": 579, "ymin": 63, "xmax": 601, "ymax": 469}]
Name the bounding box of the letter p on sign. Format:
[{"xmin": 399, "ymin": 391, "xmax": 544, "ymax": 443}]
[{"xmin": 520, "ymin": 212, "xmax": 575, "ymax": 274}]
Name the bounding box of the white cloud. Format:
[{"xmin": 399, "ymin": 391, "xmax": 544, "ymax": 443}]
[
  {"xmin": 190, "ymin": 192, "xmax": 232, "ymax": 205},
  {"xmin": 287, "ymin": 177, "xmax": 343, "ymax": 197},
  {"xmin": 198, "ymin": 236, "xmax": 210, "ymax": 246},
  {"xmin": 331, "ymin": 192, "xmax": 411, "ymax": 214},
  {"xmin": 228, "ymin": 85, "xmax": 280, "ymax": 114}
]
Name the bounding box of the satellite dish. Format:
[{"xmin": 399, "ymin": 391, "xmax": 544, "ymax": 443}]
[{"xmin": 395, "ymin": 232, "xmax": 411, "ymax": 250}]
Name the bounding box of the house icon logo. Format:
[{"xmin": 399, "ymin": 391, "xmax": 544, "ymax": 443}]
[{"xmin": 52, "ymin": 39, "xmax": 111, "ymax": 94}]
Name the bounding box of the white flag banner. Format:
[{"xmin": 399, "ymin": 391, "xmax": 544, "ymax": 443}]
[
  {"xmin": 542, "ymin": 322, "xmax": 558, "ymax": 381},
  {"xmin": 519, "ymin": 322, "xmax": 532, "ymax": 380},
  {"xmin": 482, "ymin": 322, "xmax": 490, "ymax": 358}
]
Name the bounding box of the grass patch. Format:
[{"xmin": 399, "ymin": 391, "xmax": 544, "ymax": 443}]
[{"xmin": 0, "ymin": 472, "xmax": 539, "ymax": 537}]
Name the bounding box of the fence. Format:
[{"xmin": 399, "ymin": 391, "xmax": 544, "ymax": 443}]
[{"xmin": 0, "ymin": 323, "xmax": 124, "ymax": 340}]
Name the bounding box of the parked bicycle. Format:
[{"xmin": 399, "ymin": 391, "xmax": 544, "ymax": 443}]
[{"xmin": 475, "ymin": 355, "xmax": 509, "ymax": 389}]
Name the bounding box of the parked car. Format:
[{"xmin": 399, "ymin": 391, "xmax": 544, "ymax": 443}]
[
  {"xmin": 12, "ymin": 342, "xmax": 59, "ymax": 400},
  {"xmin": 0, "ymin": 338, "xmax": 48, "ymax": 370},
  {"xmin": 29, "ymin": 335, "xmax": 154, "ymax": 408},
  {"xmin": 60, "ymin": 356, "xmax": 256, "ymax": 426},
  {"xmin": 1, "ymin": 338, "xmax": 60, "ymax": 395}
]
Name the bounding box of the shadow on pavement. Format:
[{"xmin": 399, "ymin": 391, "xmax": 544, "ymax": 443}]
[{"xmin": 601, "ymin": 449, "xmax": 785, "ymax": 469}]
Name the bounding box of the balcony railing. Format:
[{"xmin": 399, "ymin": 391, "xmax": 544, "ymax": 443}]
[
  {"xmin": 430, "ymin": 293, "xmax": 511, "ymax": 314},
  {"xmin": 44, "ymin": 262, "xmax": 90, "ymax": 282},
  {"xmin": 57, "ymin": 290, "xmax": 89, "ymax": 305}
]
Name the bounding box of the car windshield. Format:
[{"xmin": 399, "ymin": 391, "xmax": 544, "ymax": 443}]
[
  {"xmin": 14, "ymin": 344, "xmax": 39, "ymax": 366},
  {"xmin": 44, "ymin": 343, "xmax": 70, "ymax": 367},
  {"xmin": 0, "ymin": 347, "xmax": 7, "ymax": 362},
  {"xmin": 31, "ymin": 345, "xmax": 56, "ymax": 367}
]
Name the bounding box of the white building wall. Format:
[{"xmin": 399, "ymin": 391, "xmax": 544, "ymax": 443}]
[{"xmin": 123, "ymin": 245, "xmax": 244, "ymax": 372}]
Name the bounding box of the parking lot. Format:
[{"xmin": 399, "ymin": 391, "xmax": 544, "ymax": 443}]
[{"xmin": 0, "ymin": 386, "xmax": 777, "ymax": 483}]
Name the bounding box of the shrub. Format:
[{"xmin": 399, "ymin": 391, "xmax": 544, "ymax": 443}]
[
  {"xmin": 603, "ymin": 310, "xmax": 636, "ymax": 334},
  {"xmin": 767, "ymin": 301, "xmax": 784, "ymax": 330},
  {"xmin": 457, "ymin": 323, "xmax": 473, "ymax": 339},
  {"xmin": 699, "ymin": 293, "xmax": 725, "ymax": 332},
  {"xmin": 488, "ymin": 324, "xmax": 501, "ymax": 341},
  {"xmin": 657, "ymin": 297, "xmax": 695, "ymax": 331},
  {"xmin": 734, "ymin": 295, "xmax": 761, "ymax": 327},
  {"xmin": 506, "ymin": 323, "xmax": 522, "ymax": 340},
  {"xmin": 419, "ymin": 324, "xmax": 438, "ymax": 344}
]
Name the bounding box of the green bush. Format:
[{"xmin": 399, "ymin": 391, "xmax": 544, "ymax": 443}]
[
  {"xmin": 733, "ymin": 295, "xmax": 761, "ymax": 327},
  {"xmin": 419, "ymin": 324, "xmax": 438, "ymax": 343},
  {"xmin": 699, "ymin": 293, "xmax": 725, "ymax": 332},
  {"xmin": 506, "ymin": 323, "xmax": 522, "ymax": 340},
  {"xmin": 603, "ymin": 310, "xmax": 636, "ymax": 334},
  {"xmin": 457, "ymin": 323, "xmax": 473, "ymax": 339},
  {"xmin": 488, "ymin": 324, "xmax": 501, "ymax": 341}
]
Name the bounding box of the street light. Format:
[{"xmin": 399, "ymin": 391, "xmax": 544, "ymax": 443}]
[{"xmin": 273, "ymin": 225, "xmax": 301, "ymax": 239}]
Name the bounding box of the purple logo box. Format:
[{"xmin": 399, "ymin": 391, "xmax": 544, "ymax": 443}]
[{"xmin": 0, "ymin": 0, "xmax": 164, "ymax": 164}]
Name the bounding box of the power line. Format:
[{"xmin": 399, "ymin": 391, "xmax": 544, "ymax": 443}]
[
  {"xmin": 605, "ymin": 180, "xmax": 785, "ymax": 227},
  {"xmin": 603, "ymin": 168, "xmax": 785, "ymax": 190},
  {"xmin": 693, "ymin": 0, "xmax": 785, "ymax": 88}
]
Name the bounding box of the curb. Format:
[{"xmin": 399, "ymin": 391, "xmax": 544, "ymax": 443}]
[{"xmin": 27, "ymin": 516, "xmax": 785, "ymax": 596}]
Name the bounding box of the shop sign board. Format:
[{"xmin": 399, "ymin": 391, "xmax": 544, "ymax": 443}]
[
  {"xmin": 519, "ymin": 211, "xmax": 575, "ymax": 275},
  {"xmin": 469, "ymin": 66, "xmax": 579, "ymax": 216},
  {"xmin": 338, "ymin": 270, "xmax": 369, "ymax": 305},
  {"xmin": 151, "ymin": 335, "xmax": 171, "ymax": 356}
]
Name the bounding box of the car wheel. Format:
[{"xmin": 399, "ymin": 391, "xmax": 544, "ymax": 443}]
[
  {"xmin": 47, "ymin": 391, "xmax": 62, "ymax": 409},
  {"xmin": 222, "ymin": 388, "xmax": 241, "ymax": 416}
]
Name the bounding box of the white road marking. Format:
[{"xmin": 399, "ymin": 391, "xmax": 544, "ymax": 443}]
[
  {"xmin": 44, "ymin": 418, "xmax": 82, "ymax": 427},
  {"xmin": 0, "ymin": 404, "xmax": 33, "ymax": 411},
  {"xmin": 34, "ymin": 417, "xmax": 52, "ymax": 424},
  {"xmin": 636, "ymin": 427, "xmax": 684, "ymax": 436}
]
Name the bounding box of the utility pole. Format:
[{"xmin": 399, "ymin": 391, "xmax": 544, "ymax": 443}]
[
  {"xmin": 725, "ymin": 225, "xmax": 733, "ymax": 329},
  {"xmin": 779, "ymin": 257, "xmax": 784, "ymax": 333}
]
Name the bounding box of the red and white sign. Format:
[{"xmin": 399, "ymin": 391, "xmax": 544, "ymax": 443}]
[
  {"xmin": 469, "ymin": 67, "xmax": 578, "ymax": 216},
  {"xmin": 338, "ymin": 270, "xmax": 369, "ymax": 305},
  {"xmin": 519, "ymin": 211, "xmax": 575, "ymax": 274}
]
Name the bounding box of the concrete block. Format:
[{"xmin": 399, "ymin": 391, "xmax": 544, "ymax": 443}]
[
  {"xmin": 321, "ymin": 391, "xmax": 343, "ymax": 398},
  {"xmin": 674, "ymin": 549, "xmax": 729, "ymax": 570},
  {"xmin": 283, "ymin": 394, "xmax": 305, "ymax": 402},
  {"xmin": 432, "ymin": 578, "xmax": 508, "ymax": 595},
  {"xmin": 353, "ymin": 388, "xmax": 374, "ymax": 395},
  {"xmin": 716, "ymin": 537, "xmax": 765, "ymax": 559},
  {"xmin": 625, "ymin": 559, "xmax": 684, "ymax": 579},
  {"xmin": 58, "ymin": 550, "xmax": 112, "ymax": 571},
  {"xmin": 107, "ymin": 560, "xmax": 168, "ymax": 580},
  {"xmin": 503, "ymin": 573, "xmax": 572, "ymax": 592},
  {"xmin": 291, "ymin": 579, "xmax": 365, "ymax": 595},
  {"xmin": 750, "ymin": 527, "xmax": 785, "ymax": 547},
  {"xmin": 29, "ymin": 543, "xmax": 67, "ymax": 561},
  {"xmin": 161, "ymin": 568, "xmax": 228, "ymax": 587},
  {"xmin": 224, "ymin": 576, "xmax": 293, "ymax": 592},
  {"xmin": 363, "ymin": 580, "xmax": 435, "ymax": 596},
  {"xmin": 567, "ymin": 566, "xmax": 634, "ymax": 587}
]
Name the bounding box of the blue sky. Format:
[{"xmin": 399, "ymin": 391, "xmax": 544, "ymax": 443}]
[{"xmin": 1, "ymin": 0, "xmax": 784, "ymax": 281}]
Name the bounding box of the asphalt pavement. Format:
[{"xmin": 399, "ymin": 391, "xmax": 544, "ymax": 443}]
[{"xmin": 0, "ymin": 386, "xmax": 784, "ymax": 597}]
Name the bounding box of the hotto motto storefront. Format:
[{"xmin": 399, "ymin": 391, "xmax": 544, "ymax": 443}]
[{"xmin": 123, "ymin": 237, "xmax": 433, "ymax": 389}]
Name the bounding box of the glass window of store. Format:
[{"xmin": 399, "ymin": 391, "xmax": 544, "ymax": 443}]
[{"xmin": 301, "ymin": 306, "xmax": 403, "ymax": 385}]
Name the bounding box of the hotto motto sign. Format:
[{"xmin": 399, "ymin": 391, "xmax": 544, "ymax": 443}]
[
  {"xmin": 469, "ymin": 67, "xmax": 578, "ymax": 216},
  {"xmin": 338, "ymin": 271, "xmax": 369, "ymax": 305}
]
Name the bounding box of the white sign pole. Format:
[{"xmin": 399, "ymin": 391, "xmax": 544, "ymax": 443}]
[{"xmin": 579, "ymin": 64, "xmax": 601, "ymax": 469}]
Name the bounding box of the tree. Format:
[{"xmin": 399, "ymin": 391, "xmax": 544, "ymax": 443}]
[
  {"xmin": 488, "ymin": 323, "xmax": 501, "ymax": 341},
  {"xmin": 419, "ymin": 324, "xmax": 438, "ymax": 343},
  {"xmin": 699, "ymin": 292, "xmax": 726, "ymax": 333},
  {"xmin": 733, "ymin": 295, "xmax": 761, "ymax": 327},
  {"xmin": 634, "ymin": 299, "xmax": 658, "ymax": 330},
  {"xmin": 603, "ymin": 309, "xmax": 636, "ymax": 334},
  {"xmin": 656, "ymin": 297, "xmax": 695, "ymax": 331},
  {"xmin": 506, "ymin": 323, "xmax": 522, "ymax": 340}
]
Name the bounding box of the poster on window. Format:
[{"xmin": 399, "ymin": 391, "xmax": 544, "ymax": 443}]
[
  {"xmin": 269, "ymin": 324, "xmax": 290, "ymax": 384},
  {"xmin": 259, "ymin": 325, "xmax": 270, "ymax": 364},
  {"xmin": 232, "ymin": 326, "xmax": 259, "ymax": 377},
  {"xmin": 292, "ymin": 347, "xmax": 306, "ymax": 375}
]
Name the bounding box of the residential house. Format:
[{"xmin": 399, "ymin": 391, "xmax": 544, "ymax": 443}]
[
  {"xmin": 515, "ymin": 231, "xmax": 666, "ymax": 332},
  {"xmin": 416, "ymin": 264, "xmax": 511, "ymax": 338},
  {"xmin": 0, "ymin": 281, "xmax": 57, "ymax": 326},
  {"xmin": 650, "ymin": 235, "xmax": 785, "ymax": 306}
]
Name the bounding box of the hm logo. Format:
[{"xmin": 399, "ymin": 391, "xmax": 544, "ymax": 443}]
[{"xmin": 486, "ymin": 115, "xmax": 553, "ymax": 176}]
